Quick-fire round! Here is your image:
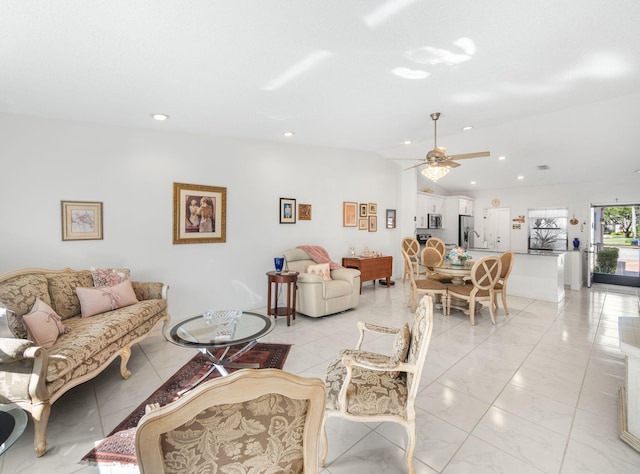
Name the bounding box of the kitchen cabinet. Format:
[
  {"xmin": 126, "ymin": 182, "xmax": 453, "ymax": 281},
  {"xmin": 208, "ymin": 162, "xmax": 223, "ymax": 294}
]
[
  {"xmin": 459, "ymin": 198, "xmax": 474, "ymax": 216},
  {"xmin": 416, "ymin": 192, "xmax": 444, "ymax": 227}
]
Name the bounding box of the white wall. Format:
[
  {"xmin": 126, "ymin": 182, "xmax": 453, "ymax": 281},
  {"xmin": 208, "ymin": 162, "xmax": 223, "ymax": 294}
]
[
  {"xmin": 469, "ymin": 182, "xmax": 640, "ymax": 253},
  {"xmin": 0, "ymin": 114, "xmax": 405, "ymax": 318}
]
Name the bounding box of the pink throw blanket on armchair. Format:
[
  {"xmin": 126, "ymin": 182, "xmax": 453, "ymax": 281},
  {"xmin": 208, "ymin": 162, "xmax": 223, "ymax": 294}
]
[{"xmin": 297, "ymin": 245, "xmax": 343, "ymax": 270}]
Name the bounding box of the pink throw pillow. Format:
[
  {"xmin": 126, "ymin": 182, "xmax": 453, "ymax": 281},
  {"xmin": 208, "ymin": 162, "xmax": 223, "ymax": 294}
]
[
  {"xmin": 22, "ymin": 298, "xmax": 71, "ymax": 348},
  {"xmin": 306, "ymin": 263, "xmax": 332, "ymax": 281},
  {"xmin": 76, "ymin": 279, "xmax": 139, "ymax": 318},
  {"xmin": 90, "ymin": 267, "xmax": 131, "ymax": 288}
]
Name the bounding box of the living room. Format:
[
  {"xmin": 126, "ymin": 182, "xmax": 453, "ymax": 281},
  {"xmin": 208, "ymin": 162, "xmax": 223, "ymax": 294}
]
[{"xmin": 2, "ymin": 2, "xmax": 640, "ymax": 473}]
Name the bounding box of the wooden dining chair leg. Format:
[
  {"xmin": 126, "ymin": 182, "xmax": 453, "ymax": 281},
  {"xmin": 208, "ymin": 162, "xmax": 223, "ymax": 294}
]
[
  {"xmin": 468, "ymin": 297, "xmax": 476, "ymax": 325},
  {"xmin": 501, "ymin": 292, "xmax": 509, "ymax": 314},
  {"xmin": 489, "ymin": 292, "xmax": 497, "ymax": 324}
]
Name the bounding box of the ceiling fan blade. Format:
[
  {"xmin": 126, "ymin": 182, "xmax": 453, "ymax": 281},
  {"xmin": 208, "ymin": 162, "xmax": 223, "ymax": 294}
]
[
  {"xmin": 389, "ymin": 157, "xmax": 422, "ymax": 161},
  {"xmin": 444, "ymin": 160, "xmax": 461, "ymax": 168},
  {"xmin": 403, "ymin": 162, "xmax": 426, "ymax": 171},
  {"xmin": 447, "ymin": 151, "xmax": 490, "ymax": 160}
]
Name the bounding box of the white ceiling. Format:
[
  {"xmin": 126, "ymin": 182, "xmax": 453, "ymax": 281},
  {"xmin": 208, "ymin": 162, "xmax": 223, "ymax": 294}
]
[{"xmin": 2, "ymin": 0, "xmax": 640, "ymax": 192}]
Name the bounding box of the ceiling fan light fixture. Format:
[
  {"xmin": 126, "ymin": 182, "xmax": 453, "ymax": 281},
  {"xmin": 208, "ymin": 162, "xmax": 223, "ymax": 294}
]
[{"xmin": 421, "ymin": 165, "xmax": 450, "ymax": 182}]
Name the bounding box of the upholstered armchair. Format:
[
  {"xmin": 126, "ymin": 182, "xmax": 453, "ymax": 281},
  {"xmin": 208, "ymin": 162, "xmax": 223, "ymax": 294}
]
[
  {"xmin": 283, "ymin": 248, "xmax": 360, "ymax": 317},
  {"xmin": 321, "ymin": 295, "xmax": 434, "ymax": 474},
  {"xmin": 136, "ymin": 369, "xmax": 326, "ymax": 474}
]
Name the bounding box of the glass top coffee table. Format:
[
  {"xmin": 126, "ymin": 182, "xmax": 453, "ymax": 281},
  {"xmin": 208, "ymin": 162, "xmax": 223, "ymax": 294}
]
[
  {"xmin": 167, "ymin": 311, "xmax": 275, "ymax": 393},
  {"xmin": 0, "ymin": 400, "xmax": 28, "ymax": 456}
]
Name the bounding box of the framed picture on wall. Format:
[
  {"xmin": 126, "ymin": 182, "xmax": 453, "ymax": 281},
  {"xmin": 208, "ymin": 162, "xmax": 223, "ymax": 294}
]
[
  {"xmin": 61, "ymin": 201, "xmax": 103, "ymax": 241},
  {"xmin": 280, "ymin": 197, "xmax": 296, "ymax": 224},
  {"xmin": 386, "ymin": 209, "xmax": 396, "ymax": 229},
  {"xmin": 368, "ymin": 203, "xmax": 377, "ymax": 215},
  {"xmin": 173, "ymin": 182, "xmax": 227, "ymax": 244},
  {"xmin": 298, "ymin": 203, "xmax": 312, "ymax": 220},
  {"xmin": 359, "ymin": 203, "xmax": 368, "ymax": 217},
  {"xmin": 368, "ymin": 215, "xmax": 377, "ymax": 232},
  {"xmin": 343, "ymin": 201, "xmax": 357, "ymax": 227},
  {"xmin": 358, "ymin": 218, "xmax": 368, "ymax": 230}
]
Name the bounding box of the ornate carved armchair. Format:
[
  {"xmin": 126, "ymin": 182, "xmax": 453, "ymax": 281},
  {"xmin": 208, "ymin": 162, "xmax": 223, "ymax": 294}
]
[
  {"xmin": 136, "ymin": 369, "xmax": 326, "ymax": 474},
  {"xmin": 321, "ymin": 295, "xmax": 434, "ymax": 474}
]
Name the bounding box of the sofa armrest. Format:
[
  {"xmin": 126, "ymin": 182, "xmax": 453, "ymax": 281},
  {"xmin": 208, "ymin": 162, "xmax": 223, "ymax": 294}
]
[
  {"xmin": 330, "ymin": 268, "xmax": 360, "ymax": 284},
  {"xmin": 132, "ymin": 282, "xmax": 169, "ymax": 301},
  {"xmin": 0, "ymin": 338, "xmax": 33, "ymax": 364}
]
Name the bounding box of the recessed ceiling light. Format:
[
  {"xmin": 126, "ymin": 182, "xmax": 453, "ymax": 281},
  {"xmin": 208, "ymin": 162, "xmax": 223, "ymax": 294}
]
[
  {"xmin": 403, "ymin": 140, "xmax": 413, "ymax": 145},
  {"xmin": 462, "ymin": 126, "xmax": 473, "ymax": 131},
  {"xmin": 636, "ymin": 169, "xmax": 640, "ymax": 174},
  {"xmin": 498, "ymin": 156, "xmax": 506, "ymax": 160},
  {"xmin": 517, "ymin": 175, "xmax": 524, "ymax": 180},
  {"xmin": 282, "ymin": 131, "xmax": 295, "ymax": 137},
  {"xmin": 150, "ymin": 113, "xmax": 169, "ymax": 121},
  {"xmin": 470, "ymin": 181, "xmax": 476, "ymax": 185}
]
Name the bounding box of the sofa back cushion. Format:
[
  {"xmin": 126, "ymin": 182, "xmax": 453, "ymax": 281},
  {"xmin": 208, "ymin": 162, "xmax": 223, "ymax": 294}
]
[
  {"xmin": 0, "ymin": 273, "xmax": 52, "ymax": 338},
  {"xmin": 47, "ymin": 271, "xmax": 93, "ymax": 319}
]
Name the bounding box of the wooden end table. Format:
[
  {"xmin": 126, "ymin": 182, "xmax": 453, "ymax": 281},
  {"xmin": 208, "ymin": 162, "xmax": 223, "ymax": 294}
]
[
  {"xmin": 266, "ymin": 271, "xmax": 298, "ymax": 326},
  {"xmin": 342, "ymin": 256, "xmax": 392, "ymax": 293}
]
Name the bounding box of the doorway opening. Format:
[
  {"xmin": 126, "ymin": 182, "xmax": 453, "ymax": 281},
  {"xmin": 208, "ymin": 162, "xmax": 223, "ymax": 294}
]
[{"xmin": 589, "ymin": 204, "xmax": 639, "ymax": 287}]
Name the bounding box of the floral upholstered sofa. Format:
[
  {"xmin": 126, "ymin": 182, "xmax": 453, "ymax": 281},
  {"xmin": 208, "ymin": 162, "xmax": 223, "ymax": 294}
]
[{"xmin": 0, "ymin": 267, "xmax": 170, "ymax": 456}]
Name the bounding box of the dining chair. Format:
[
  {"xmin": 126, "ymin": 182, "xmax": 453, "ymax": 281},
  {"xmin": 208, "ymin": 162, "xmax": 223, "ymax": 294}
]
[
  {"xmin": 493, "ymin": 251, "xmax": 514, "ymax": 314},
  {"xmin": 321, "ymin": 295, "xmax": 435, "ymax": 474},
  {"xmin": 447, "ymin": 255, "xmax": 501, "ymax": 325},
  {"xmin": 421, "ymin": 246, "xmax": 453, "ymax": 283},
  {"xmin": 135, "ymin": 369, "xmax": 326, "ymax": 474},
  {"xmin": 425, "ymin": 237, "xmax": 446, "ymax": 257},
  {"xmin": 402, "ymin": 248, "xmax": 448, "ymax": 313},
  {"xmin": 401, "ymin": 237, "xmax": 423, "ymax": 283}
]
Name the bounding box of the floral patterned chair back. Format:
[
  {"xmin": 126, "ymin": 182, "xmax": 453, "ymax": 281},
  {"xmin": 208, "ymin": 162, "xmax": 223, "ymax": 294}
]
[{"xmin": 135, "ymin": 369, "xmax": 326, "ymax": 474}]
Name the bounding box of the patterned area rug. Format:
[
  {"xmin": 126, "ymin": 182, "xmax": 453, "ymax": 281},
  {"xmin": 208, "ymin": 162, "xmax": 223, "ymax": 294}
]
[{"xmin": 80, "ymin": 342, "xmax": 291, "ymax": 467}]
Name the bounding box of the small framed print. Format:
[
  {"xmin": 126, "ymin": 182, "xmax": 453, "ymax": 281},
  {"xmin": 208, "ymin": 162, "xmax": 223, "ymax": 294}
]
[
  {"xmin": 368, "ymin": 203, "xmax": 377, "ymax": 215},
  {"xmin": 173, "ymin": 182, "xmax": 227, "ymax": 244},
  {"xmin": 298, "ymin": 203, "xmax": 312, "ymax": 221},
  {"xmin": 358, "ymin": 218, "xmax": 368, "ymax": 230},
  {"xmin": 368, "ymin": 215, "xmax": 378, "ymax": 232},
  {"xmin": 386, "ymin": 209, "xmax": 396, "ymax": 229},
  {"xmin": 359, "ymin": 203, "xmax": 368, "ymax": 217},
  {"xmin": 343, "ymin": 201, "xmax": 357, "ymax": 227},
  {"xmin": 61, "ymin": 201, "xmax": 103, "ymax": 241},
  {"xmin": 280, "ymin": 198, "xmax": 296, "ymax": 224}
]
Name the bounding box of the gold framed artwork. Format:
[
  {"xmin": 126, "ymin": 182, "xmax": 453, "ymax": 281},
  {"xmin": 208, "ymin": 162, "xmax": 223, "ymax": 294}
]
[
  {"xmin": 368, "ymin": 215, "xmax": 378, "ymax": 232},
  {"xmin": 343, "ymin": 201, "xmax": 357, "ymax": 227},
  {"xmin": 386, "ymin": 209, "xmax": 396, "ymax": 229},
  {"xmin": 280, "ymin": 198, "xmax": 296, "ymax": 223},
  {"xmin": 368, "ymin": 202, "xmax": 377, "ymax": 214},
  {"xmin": 359, "ymin": 203, "xmax": 368, "ymax": 217},
  {"xmin": 298, "ymin": 203, "xmax": 312, "ymax": 220},
  {"xmin": 173, "ymin": 182, "xmax": 227, "ymax": 244},
  {"xmin": 61, "ymin": 201, "xmax": 103, "ymax": 241},
  {"xmin": 358, "ymin": 218, "xmax": 368, "ymax": 230}
]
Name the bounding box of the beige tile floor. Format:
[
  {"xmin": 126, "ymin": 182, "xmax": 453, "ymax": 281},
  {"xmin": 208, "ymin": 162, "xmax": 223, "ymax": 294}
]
[{"xmin": 2, "ymin": 281, "xmax": 640, "ymax": 473}]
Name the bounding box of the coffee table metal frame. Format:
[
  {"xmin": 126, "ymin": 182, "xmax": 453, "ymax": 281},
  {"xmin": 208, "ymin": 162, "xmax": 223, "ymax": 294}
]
[{"xmin": 167, "ymin": 311, "xmax": 275, "ymax": 394}]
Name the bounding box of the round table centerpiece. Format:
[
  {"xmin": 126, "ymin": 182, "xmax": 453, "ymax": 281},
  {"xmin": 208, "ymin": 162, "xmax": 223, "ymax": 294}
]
[{"xmin": 447, "ymin": 247, "xmax": 472, "ymax": 266}]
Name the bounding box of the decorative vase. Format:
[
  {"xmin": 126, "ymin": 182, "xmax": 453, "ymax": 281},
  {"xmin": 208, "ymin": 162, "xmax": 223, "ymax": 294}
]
[
  {"xmin": 274, "ymin": 257, "xmax": 284, "ymax": 273},
  {"xmin": 573, "ymin": 238, "xmax": 580, "ymax": 250}
]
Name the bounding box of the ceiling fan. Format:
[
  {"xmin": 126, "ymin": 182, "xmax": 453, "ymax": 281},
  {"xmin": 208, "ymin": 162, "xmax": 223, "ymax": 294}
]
[{"xmin": 398, "ymin": 113, "xmax": 490, "ymax": 181}]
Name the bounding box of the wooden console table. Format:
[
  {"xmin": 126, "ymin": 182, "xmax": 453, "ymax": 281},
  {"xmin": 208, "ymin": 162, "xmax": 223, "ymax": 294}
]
[{"xmin": 342, "ymin": 256, "xmax": 392, "ymax": 293}]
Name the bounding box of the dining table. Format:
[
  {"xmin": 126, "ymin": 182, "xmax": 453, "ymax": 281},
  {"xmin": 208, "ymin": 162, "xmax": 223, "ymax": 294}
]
[{"xmin": 432, "ymin": 260, "xmax": 474, "ymax": 285}]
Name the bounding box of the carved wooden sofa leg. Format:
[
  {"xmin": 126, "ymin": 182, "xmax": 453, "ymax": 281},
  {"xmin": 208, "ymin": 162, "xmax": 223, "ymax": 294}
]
[
  {"xmin": 119, "ymin": 345, "xmax": 132, "ymax": 379},
  {"xmin": 32, "ymin": 401, "xmax": 51, "ymax": 457}
]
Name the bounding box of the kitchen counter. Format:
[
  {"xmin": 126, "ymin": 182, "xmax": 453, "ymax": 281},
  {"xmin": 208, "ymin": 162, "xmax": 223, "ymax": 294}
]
[{"xmin": 466, "ymin": 249, "xmax": 565, "ymax": 303}]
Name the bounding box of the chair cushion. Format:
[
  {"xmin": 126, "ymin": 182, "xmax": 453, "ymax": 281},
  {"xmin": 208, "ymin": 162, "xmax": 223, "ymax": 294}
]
[
  {"xmin": 415, "ymin": 279, "xmax": 447, "ymax": 290},
  {"xmin": 449, "ymin": 285, "xmax": 490, "ymax": 297},
  {"xmin": 325, "ymin": 349, "xmax": 408, "ymax": 417},
  {"xmin": 160, "ymin": 393, "xmax": 307, "ymax": 474}
]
